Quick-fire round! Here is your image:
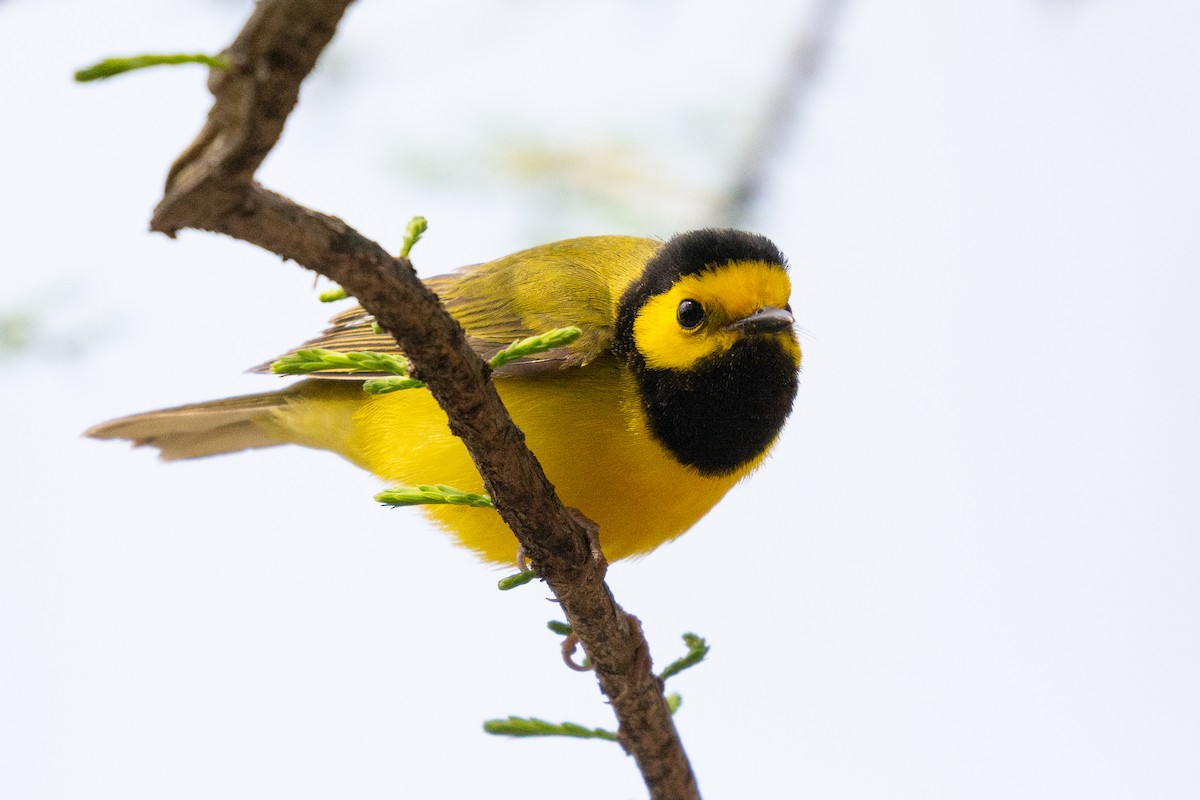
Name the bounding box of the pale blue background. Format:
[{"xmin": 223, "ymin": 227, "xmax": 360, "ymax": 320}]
[{"xmin": 3, "ymin": 1, "xmax": 1198, "ymax": 797}]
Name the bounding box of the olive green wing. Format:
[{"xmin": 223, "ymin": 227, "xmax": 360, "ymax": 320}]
[{"xmin": 257, "ymin": 235, "xmax": 659, "ymax": 379}]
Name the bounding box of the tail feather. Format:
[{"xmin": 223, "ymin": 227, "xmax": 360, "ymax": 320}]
[{"xmin": 86, "ymin": 392, "xmax": 291, "ymax": 461}]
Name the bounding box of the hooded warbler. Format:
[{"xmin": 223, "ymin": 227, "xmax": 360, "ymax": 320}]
[{"xmin": 88, "ymin": 228, "xmax": 801, "ymax": 564}]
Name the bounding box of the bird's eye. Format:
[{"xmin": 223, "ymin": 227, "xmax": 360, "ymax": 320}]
[{"xmin": 676, "ymin": 299, "xmax": 705, "ymax": 330}]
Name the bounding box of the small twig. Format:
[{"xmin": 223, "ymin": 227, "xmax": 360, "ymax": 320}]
[
  {"xmin": 560, "ymin": 632, "xmax": 593, "ymax": 672},
  {"xmin": 715, "ymin": 0, "xmax": 850, "ymax": 226}
]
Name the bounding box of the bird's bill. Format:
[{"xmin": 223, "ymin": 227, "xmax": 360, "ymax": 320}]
[{"xmin": 725, "ymin": 306, "xmax": 794, "ymax": 334}]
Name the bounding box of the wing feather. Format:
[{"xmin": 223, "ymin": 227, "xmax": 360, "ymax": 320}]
[{"xmin": 256, "ymin": 236, "xmax": 660, "ymax": 379}]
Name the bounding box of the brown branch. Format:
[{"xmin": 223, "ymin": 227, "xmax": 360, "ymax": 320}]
[{"xmin": 145, "ymin": 0, "xmax": 697, "ymax": 797}]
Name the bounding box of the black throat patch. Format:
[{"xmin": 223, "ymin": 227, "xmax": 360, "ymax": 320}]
[{"xmin": 632, "ymin": 336, "xmax": 799, "ymax": 476}]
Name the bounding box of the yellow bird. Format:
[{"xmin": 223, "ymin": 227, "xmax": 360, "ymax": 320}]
[{"xmin": 87, "ymin": 229, "xmax": 801, "ymax": 565}]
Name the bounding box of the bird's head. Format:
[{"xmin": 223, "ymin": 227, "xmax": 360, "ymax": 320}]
[{"xmin": 614, "ymin": 229, "xmax": 801, "ymax": 475}]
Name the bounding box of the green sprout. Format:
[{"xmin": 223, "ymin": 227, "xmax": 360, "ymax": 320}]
[
  {"xmin": 488, "ymin": 327, "xmax": 581, "ymax": 370},
  {"xmin": 400, "ymin": 217, "xmax": 428, "ymax": 258},
  {"xmin": 375, "ymin": 485, "xmax": 493, "ymax": 508},
  {"xmin": 361, "ymin": 376, "xmax": 426, "ymax": 394},
  {"xmin": 270, "ymin": 348, "xmax": 411, "ymax": 376},
  {"xmin": 75, "ymin": 53, "xmax": 228, "ymax": 82},
  {"xmin": 658, "ymin": 633, "xmax": 710, "ymax": 682},
  {"xmin": 497, "ymin": 570, "xmax": 538, "ymax": 591},
  {"xmin": 482, "ymin": 716, "xmax": 618, "ymax": 742}
]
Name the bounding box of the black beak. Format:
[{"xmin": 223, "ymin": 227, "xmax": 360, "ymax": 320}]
[{"xmin": 726, "ymin": 306, "xmax": 794, "ymax": 334}]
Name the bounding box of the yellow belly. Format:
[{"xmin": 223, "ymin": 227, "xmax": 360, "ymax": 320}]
[{"xmin": 281, "ymin": 361, "xmax": 762, "ymax": 565}]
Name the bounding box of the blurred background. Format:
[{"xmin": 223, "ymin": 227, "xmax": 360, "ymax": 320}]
[{"xmin": 3, "ymin": 0, "xmax": 1198, "ymax": 797}]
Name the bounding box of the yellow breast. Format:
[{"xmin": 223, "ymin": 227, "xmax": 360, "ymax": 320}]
[{"xmin": 331, "ymin": 359, "xmax": 762, "ymax": 565}]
